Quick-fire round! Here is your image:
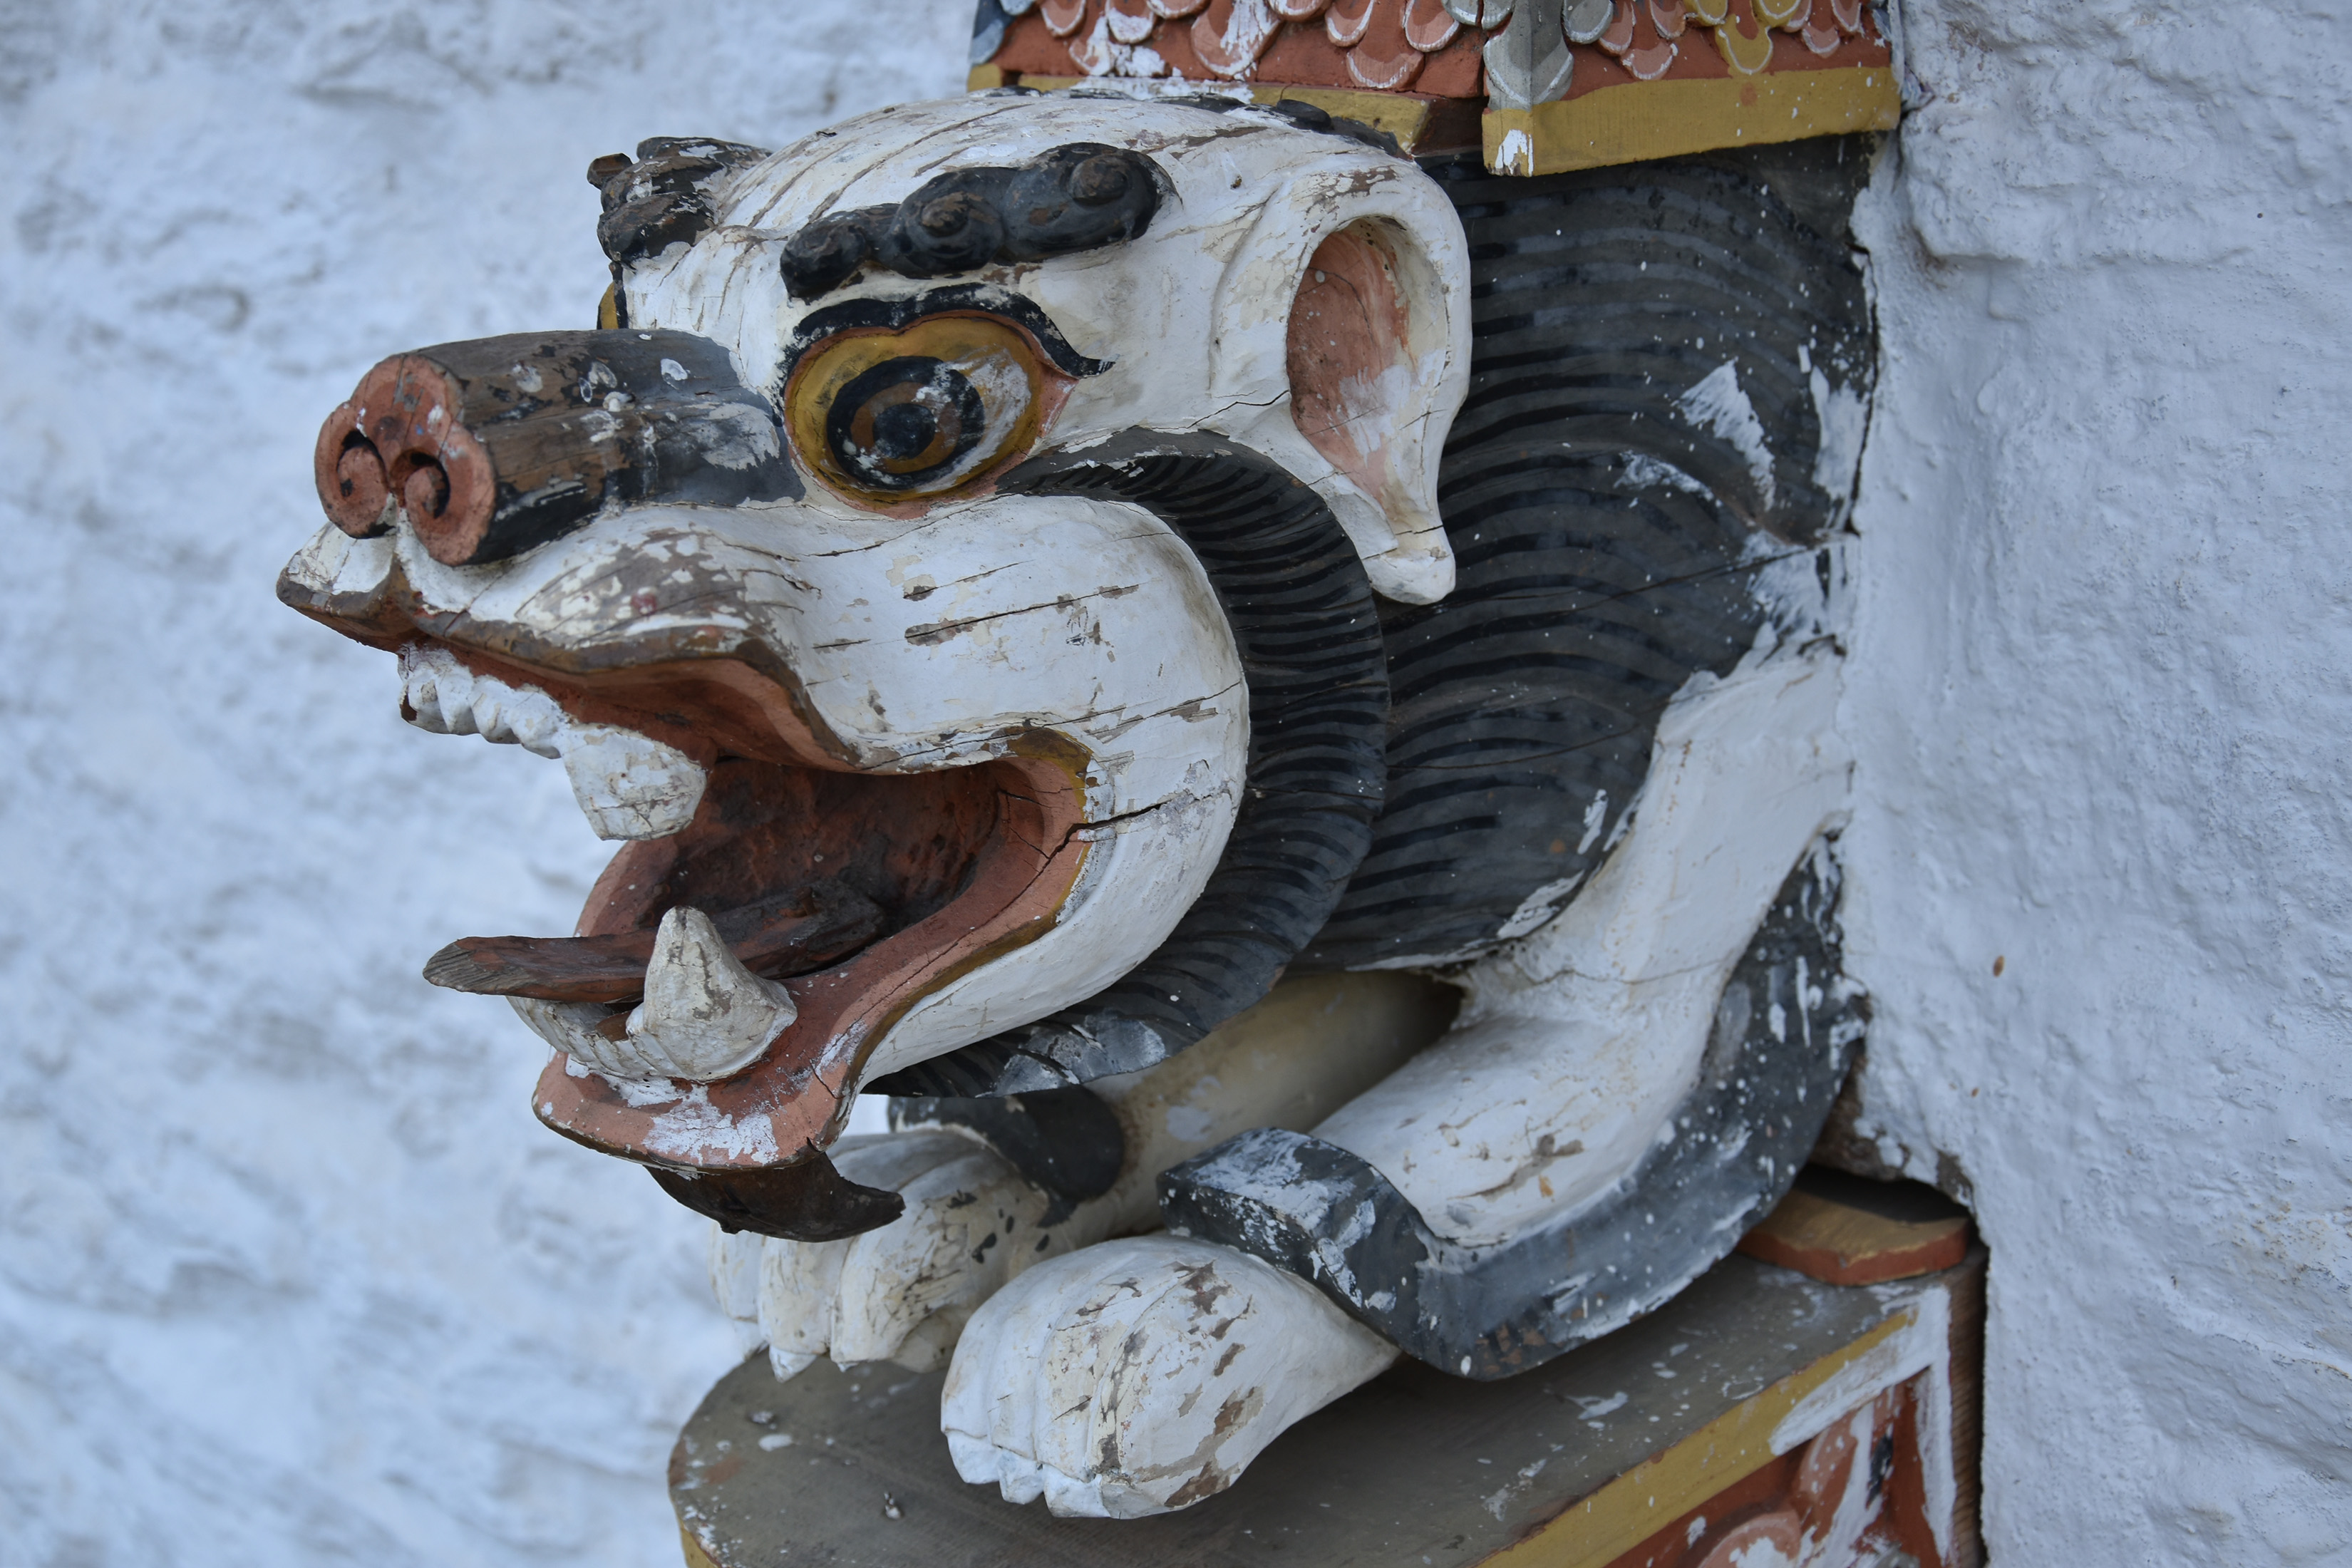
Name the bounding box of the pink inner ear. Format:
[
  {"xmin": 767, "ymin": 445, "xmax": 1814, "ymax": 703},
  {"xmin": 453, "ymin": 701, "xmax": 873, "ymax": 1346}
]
[{"xmin": 1287, "ymin": 226, "xmax": 1412, "ymax": 505}]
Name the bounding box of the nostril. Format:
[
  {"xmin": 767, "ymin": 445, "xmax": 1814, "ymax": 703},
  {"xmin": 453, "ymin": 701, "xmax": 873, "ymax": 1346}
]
[
  {"xmin": 336, "ymin": 436, "xmax": 386, "ymax": 503},
  {"xmin": 404, "ymin": 458, "xmax": 451, "ymax": 520},
  {"xmin": 315, "ymin": 401, "xmax": 397, "ymax": 538}
]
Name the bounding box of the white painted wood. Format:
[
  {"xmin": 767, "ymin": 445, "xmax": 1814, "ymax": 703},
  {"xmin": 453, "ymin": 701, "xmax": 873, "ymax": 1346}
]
[
  {"xmin": 280, "ymin": 95, "xmax": 1483, "ymax": 1094},
  {"xmin": 706, "ymin": 1225, "xmax": 768, "ymax": 1358},
  {"xmin": 289, "ymin": 94, "xmax": 1867, "ymax": 1524},
  {"xmin": 298, "ymin": 488, "xmax": 1252, "ymax": 1085},
  {"xmin": 1078, "ymin": 971, "xmax": 1455, "ymax": 1236},
  {"xmin": 751, "ymin": 1131, "xmax": 1071, "ymax": 1377},
  {"xmin": 940, "ymin": 1234, "xmax": 1397, "ymax": 1518},
  {"xmin": 736, "ymin": 974, "xmax": 1449, "ymax": 1379},
  {"xmin": 398, "ymin": 643, "xmax": 706, "ymax": 840},
  {"xmin": 505, "ymin": 907, "xmax": 802, "ymax": 1083},
  {"xmin": 1311, "ymin": 638, "xmax": 1854, "ymax": 1246},
  {"xmin": 619, "ymin": 907, "xmax": 800, "ymax": 1080},
  {"xmin": 636, "ymin": 93, "xmax": 1472, "ymax": 604},
  {"xmin": 897, "ymin": 631, "xmax": 1853, "ymax": 1521}
]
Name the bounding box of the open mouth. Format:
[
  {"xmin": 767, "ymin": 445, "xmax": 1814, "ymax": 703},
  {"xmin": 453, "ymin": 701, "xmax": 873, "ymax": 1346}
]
[{"xmin": 393, "ymin": 638, "xmax": 1089, "ymax": 1181}]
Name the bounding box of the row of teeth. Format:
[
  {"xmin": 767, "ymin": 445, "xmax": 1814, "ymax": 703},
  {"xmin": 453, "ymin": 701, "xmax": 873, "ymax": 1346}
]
[
  {"xmin": 398, "ymin": 644, "xmax": 706, "ymax": 841},
  {"xmin": 400, "ymin": 648, "xmax": 782, "ymax": 1085},
  {"xmin": 512, "ymin": 906, "xmax": 800, "ymax": 1085}
]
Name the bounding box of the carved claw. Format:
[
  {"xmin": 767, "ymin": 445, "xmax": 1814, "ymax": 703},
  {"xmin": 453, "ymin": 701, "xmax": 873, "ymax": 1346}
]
[{"xmin": 650, "ymin": 1149, "xmax": 906, "ymax": 1242}]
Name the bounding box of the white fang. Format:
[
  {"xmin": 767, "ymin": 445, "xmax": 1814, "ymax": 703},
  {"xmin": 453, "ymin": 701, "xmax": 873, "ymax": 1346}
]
[
  {"xmin": 621, "ymin": 906, "xmax": 800, "ymax": 1080},
  {"xmin": 506, "ymin": 907, "xmax": 797, "ymax": 1084}
]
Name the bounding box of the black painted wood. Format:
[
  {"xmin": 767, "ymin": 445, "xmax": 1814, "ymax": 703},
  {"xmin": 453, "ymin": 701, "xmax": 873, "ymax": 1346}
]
[
  {"xmin": 780, "ymin": 144, "xmax": 1165, "ymax": 301},
  {"xmin": 650, "ymin": 1150, "xmax": 906, "ymax": 1243},
  {"xmin": 594, "ymin": 136, "xmax": 773, "ymax": 266},
  {"xmin": 375, "ymin": 329, "xmax": 801, "ymax": 565},
  {"xmin": 1161, "ymin": 846, "xmax": 1865, "ymax": 1378},
  {"xmin": 1301, "ymin": 139, "xmax": 1878, "ymax": 968},
  {"xmin": 888, "ymin": 1088, "xmax": 1126, "ymax": 1222},
  {"xmin": 872, "ymin": 141, "xmax": 1878, "ymax": 1108}
]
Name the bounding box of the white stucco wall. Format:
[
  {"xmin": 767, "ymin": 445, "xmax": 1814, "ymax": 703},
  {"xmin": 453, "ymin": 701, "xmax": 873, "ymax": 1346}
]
[
  {"xmin": 1839, "ymin": 0, "xmax": 2352, "ymax": 1558},
  {"xmin": 0, "ymin": 1, "xmax": 2342, "ymax": 1564},
  {"xmin": 0, "ymin": 6, "xmax": 972, "ymax": 1564}
]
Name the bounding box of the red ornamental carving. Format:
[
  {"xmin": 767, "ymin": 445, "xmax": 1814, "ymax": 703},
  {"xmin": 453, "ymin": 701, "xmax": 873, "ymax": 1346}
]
[
  {"xmin": 990, "ymin": 0, "xmax": 1883, "ymax": 103},
  {"xmin": 1587, "ymin": 0, "xmax": 1872, "ymax": 81},
  {"xmin": 1324, "ymin": 0, "xmax": 1377, "ymax": 46},
  {"xmin": 997, "ymin": 0, "xmax": 1493, "ymax": 92}
]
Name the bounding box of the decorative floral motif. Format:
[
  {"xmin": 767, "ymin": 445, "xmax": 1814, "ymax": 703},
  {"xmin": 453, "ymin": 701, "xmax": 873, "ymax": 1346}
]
[
  {"xmin": 1592, "ymin": 0, "xmax": 1874, "ymax": 79},
  {"xmin": 992, "ymin": 0, "xmax": 1882, "ymax": 98},
  {"xmin": 999, "ymin": 0, "xmax": 1494, "ymax": 91}
]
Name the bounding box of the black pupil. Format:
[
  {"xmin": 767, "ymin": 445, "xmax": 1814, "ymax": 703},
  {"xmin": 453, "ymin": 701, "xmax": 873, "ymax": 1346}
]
[
  {"xmin": 871, "ymin": 401, "xmax": 938, "ymax": 460},
  {"xmin": 825, "ymin": 354, "xmax": 989, "ymax": 490}
]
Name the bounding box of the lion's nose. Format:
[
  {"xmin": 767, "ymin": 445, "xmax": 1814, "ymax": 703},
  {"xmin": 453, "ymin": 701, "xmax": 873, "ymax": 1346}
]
[{"xmin": 314, "ymin": 329, "xmax": 798, "ymax": 566}]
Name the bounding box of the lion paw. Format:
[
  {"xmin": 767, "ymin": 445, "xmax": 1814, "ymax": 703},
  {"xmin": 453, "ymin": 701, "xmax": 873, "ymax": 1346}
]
[
  {"xmin": 708, "ymin": 1132, "xmax": 1073, "ymax": 1378},
  {"xmin": 940, "ymin": 1234, "xmax": 1397, "ymax": 1518}
]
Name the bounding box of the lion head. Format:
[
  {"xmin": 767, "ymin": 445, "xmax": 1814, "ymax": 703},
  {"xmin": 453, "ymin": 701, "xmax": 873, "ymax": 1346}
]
[{"xmin": 281, "ymin": 93, "xmax": 1480, "ymax": 1237}]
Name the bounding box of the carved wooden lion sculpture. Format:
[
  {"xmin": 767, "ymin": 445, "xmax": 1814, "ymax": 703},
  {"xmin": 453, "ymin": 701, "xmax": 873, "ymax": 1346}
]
[{"xmin": 282, "ymin": 89, "xmax": 1877, "ymax": 1517}]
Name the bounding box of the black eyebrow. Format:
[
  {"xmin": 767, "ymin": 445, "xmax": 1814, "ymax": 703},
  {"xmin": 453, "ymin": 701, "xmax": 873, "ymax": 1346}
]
[
  {"xmin": 779, "ymin": 284, "xmax": 1111, "ymax": 382},
  {"xmin": 777, "ymin": 143, "xmax": 1165, "ymax": 302}
]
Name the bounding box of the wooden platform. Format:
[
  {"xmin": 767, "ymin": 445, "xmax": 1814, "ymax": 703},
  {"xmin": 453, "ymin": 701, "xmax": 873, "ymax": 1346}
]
[
  {"xmin": 1735, "ymin": 1164, "xmax": 1974, "ymax": 1286},
  {"xmin": 671, "ymin": 1240, "xmax": 1983, "ymax": 1567}
]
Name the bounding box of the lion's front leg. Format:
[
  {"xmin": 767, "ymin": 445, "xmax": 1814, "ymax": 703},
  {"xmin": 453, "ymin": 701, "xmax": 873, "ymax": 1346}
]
[
  {"xmin": 710, "ymin": 972, "xmax": 1451, "ymax": 1383},
  {"xmin": 941, "ymin": 1234, "xmax": 1396, "ymax": 1519}
]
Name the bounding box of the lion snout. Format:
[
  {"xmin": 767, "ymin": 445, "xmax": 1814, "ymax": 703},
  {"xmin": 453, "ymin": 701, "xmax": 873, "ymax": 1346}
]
[{"xmin": 312, "ymin": 327, "xmax": 798, "ymax": 567}]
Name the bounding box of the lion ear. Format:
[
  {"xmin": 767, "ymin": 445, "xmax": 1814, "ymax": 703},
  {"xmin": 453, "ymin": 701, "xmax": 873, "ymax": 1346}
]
[
  {"xmin": 1195, "ymin": 158, "xmax": 1468, "ymax": 603},
  {"xmin": 1227, "ymin": 205, "xmax": 1467, "ymax": 606},
  {"xmin": 1284, "ymin": 222, "xmax": 1444, "ymax": 577},
  {"xmin": 1288, "ymin": 226, "xmax": 1410, "ymax": 498},
  {"xmin": 1283, "ymin": 215, "xmax": 1468, "ymax": 604}
]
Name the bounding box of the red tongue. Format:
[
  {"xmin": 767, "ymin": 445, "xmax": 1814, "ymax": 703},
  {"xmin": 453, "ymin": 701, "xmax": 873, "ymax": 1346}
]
[{"xmin": 421, "ymin": 880, "xmax": 885, "ymax": 1004}]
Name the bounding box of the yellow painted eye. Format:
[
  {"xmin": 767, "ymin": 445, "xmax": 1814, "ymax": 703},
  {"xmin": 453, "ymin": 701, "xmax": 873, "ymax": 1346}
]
[{"xmin": 785, "ymin": 316, "xmax": 1048, "ymax": 501}]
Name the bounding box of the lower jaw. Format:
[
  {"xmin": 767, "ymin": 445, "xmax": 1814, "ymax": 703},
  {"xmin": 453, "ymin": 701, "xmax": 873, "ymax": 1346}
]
[
  {"xmin": 393, "ymin": 636, "xmax": 1095, "ymax": 1231},
  {"xmin": 527, "ymin": 747, "xmax": 1090, "ymax": 1177}
]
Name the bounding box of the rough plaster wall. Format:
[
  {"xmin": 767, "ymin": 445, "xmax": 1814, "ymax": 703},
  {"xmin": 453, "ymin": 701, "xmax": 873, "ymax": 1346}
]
[
  {"xmin": 4, "ymin": 0, "xmax": 2348, "ymax": 1564},
  {"xmin": 1841, "ymin": 0, "xmax": 2352, "ymax": 1559},
  {"xmin": 0, "ymin": 5, "xmax": 972, "ymax": 1564}
]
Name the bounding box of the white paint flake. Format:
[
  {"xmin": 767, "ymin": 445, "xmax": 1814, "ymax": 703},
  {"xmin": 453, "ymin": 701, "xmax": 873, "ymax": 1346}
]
[{"xmin": 1676, "ymin": 362, "xmax": 1776, "ymax": 509}]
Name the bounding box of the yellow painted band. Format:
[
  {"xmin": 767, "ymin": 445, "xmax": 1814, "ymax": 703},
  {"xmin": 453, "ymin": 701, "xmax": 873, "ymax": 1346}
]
[
  {"xmin": 679, "ymin": 1525, "xmax": 722, "ymax": 1568},
  {"xmin": 1482, "ymin": 1305, "xmax": 1919, "ymax": 1568},
  {"xmin": 1482, "ymin": 65, "xmax": 1899, "ymax": 176}
]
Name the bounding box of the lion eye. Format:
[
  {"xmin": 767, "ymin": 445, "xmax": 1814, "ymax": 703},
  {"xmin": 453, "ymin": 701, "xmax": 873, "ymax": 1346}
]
[
  {"xmin": 787, "ymin": 316, "xmax": 1046, "ymax": 501},
  {"xmin": 829, "ymin": 357, "xmax": 984, "ymax": 485}
]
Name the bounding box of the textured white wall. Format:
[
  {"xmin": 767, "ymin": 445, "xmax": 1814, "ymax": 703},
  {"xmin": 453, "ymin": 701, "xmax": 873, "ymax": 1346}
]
[
  {"xmin": 1, "ymin": 1, "xmax": 2344, "ymax": 1564},
  {"xmin": 0, "ymin": 5, "xmax": 973, "ymax": 1564},
  {"xmin": 1840, "ymin": 0, "xmax": 2352, "ymax": 1559}
]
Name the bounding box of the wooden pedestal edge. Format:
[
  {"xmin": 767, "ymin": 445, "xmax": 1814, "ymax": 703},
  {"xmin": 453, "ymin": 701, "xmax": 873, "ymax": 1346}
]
[
  {"xmin": 1736, "ymin": 1185, "xmax": 1974, "ymax": 1286},
  {"xmin": 1482, "ymin": 1256, "xmax": 1979, "ymax": 1568}
]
